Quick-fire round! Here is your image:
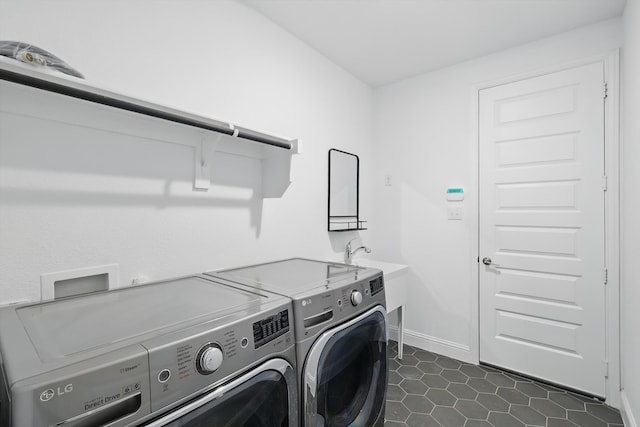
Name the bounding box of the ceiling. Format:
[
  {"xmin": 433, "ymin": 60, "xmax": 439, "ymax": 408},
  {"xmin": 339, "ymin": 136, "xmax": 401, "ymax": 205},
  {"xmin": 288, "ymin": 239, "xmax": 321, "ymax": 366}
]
[{"xmin": 241, "ymin": 0, "xmax": 627, "ymax": 87}]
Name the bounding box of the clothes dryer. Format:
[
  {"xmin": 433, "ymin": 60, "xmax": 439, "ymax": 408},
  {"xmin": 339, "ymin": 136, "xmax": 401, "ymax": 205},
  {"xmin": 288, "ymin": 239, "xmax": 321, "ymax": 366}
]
[{"xmin": 207, "ymin": 258, "xmax": 388, "ymax": 427}]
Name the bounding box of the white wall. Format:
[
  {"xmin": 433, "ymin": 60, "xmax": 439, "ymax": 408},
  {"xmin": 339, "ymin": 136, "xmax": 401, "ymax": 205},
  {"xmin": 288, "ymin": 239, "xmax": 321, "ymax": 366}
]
[
  {"xmin": 372, "ymin": 19, "xmax": 622, "ymax": 361},
  {"xmin": 621, "ymin": 0, "xmax": 640, "ymax": 424},
  {"xmin": 0, "ymin": 0, "xmax": 373, "ymax": 304}
]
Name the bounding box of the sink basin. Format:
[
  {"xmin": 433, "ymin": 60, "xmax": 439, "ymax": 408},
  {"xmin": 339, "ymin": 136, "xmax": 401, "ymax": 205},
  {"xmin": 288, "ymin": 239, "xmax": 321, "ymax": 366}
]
[
  {"xmin": 355, "ymin": 259, "xmax": 408, "ymax": 312},
  {"xmin": 354, "ymin": 259, "xmax": 409, "ymax": 358}
]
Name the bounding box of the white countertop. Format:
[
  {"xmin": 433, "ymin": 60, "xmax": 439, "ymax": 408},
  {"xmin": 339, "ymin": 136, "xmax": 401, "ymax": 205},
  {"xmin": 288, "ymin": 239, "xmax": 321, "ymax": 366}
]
[{"xmin": 354, "ymin": 258, "xmax": 409, "ymax": 358}]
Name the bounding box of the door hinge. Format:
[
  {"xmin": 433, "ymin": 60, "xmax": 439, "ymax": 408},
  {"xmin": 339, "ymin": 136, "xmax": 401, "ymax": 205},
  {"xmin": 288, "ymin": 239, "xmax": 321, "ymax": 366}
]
[
  {"xmin": 603, "ymin": 82, "xmax": 608, "ymax": 99},
  {"xmin": 602, "ymin": 175, "xmax": 608, "ymax": 191},
  {"xmin": 603, "ymin": 268, "xmax": 608, "ymax": 285},
  {"xmin": 604, "ymin": 360, "xmax": 609, "ymax": 378}
]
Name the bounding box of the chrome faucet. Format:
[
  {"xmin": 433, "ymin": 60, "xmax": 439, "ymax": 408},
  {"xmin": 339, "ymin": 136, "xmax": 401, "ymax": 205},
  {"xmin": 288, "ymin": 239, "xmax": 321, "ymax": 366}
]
[{"xmin": 345, "ymin": 239, "xmax": 371, "ymax": 265}]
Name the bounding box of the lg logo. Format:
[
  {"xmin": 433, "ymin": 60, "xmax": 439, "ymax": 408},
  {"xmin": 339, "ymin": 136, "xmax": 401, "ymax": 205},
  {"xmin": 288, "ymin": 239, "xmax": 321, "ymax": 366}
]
[
  {"xmin": 39, "ymin": 389, "xmax": 54, "ymax": 402},
  {"xmin": 40, "ymin": 384, "xmax": 73, "ymax": 402}
]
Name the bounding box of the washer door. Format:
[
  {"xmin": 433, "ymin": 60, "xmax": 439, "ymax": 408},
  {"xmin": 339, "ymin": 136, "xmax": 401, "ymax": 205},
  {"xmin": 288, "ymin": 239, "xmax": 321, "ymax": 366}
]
[
  {"xmin": 144, "ymin": 358, "xmax": 297, "ymax": 427},
  {"xmin": 304, "ymin": 306, "xmax": 388, "ymax": 427}
]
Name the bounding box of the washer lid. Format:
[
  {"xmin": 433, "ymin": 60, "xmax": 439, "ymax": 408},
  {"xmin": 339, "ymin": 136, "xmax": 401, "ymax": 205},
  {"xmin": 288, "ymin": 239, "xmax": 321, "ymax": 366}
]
[
  {"xmin": 210, "ymin": 258, "xmax": 369, "ymax": 297},
  {"xmin": 15, "ymin": 276, "xmax": 264, "ymax": 362}
]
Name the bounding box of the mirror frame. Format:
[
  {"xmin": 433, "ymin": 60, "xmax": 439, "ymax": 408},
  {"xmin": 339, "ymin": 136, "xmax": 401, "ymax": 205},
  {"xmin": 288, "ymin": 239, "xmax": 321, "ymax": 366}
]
[{"xmin": 327, "ymin": 149, "xmax": 367, "ymax": 232}]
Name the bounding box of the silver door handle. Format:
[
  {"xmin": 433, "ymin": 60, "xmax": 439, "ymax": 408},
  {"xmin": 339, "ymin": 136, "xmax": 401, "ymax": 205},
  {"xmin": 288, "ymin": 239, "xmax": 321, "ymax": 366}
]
[{"xmin": 482, "ymin": 257, "xmax": 501, "ymax": 268}]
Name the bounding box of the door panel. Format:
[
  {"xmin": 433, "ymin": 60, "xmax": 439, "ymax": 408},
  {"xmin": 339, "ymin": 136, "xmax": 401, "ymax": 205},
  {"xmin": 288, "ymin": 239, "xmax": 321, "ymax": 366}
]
[{"xmin": 479, "ymin": 62, "xmax": 605, "ymax": 396}]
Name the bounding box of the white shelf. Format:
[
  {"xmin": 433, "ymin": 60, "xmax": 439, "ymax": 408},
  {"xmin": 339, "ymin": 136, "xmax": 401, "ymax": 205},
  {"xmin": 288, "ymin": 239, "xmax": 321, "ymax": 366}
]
[{"xmin": 0, "ymin": 56, "xmax": 298, "ymax": 197}]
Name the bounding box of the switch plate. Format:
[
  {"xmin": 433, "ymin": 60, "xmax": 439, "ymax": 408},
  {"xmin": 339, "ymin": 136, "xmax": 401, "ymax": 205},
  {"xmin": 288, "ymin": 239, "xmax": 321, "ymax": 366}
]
[{"xmin": 447, "ymin": 206, "xmax": 462, "ymax": 220}]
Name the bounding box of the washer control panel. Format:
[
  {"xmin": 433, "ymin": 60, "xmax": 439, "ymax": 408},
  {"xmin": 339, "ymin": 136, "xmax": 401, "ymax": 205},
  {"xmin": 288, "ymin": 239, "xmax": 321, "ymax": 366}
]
[{"xmin": 144, "ymin": 305, "xmax": 293, "ymax": 414}]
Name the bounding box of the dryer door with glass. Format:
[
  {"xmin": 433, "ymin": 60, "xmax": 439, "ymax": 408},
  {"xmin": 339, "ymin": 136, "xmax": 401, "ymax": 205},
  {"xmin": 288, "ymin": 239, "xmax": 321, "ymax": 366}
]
[
  {"xmin": 304, "ymin": 306, "xmax": 388, "ymax": 427},
  {"xmin": 144, "ymin": 358, "xmax": 297, "ymax": 427}
]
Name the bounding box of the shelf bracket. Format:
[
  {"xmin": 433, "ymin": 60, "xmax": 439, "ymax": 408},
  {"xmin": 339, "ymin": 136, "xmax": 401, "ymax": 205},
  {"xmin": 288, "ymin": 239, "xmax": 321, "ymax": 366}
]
[
  {"xmin": 194, "ymin": 133, "xmax": 221, "ymax": 190},
  {"xmin": 262, "ymin": 138, "xmax": 299, "ymax": 198}
]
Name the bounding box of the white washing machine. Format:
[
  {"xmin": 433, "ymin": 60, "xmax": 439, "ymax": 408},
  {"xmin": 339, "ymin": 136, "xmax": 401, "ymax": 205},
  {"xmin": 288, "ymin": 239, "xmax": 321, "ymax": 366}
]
[
  {"xmin": 0, "ymin": 275, "xmax": 297, "ymax": 426},
  {"xmin": 207, "ymin": 258, "xmax": 388, "ymax": 427}
]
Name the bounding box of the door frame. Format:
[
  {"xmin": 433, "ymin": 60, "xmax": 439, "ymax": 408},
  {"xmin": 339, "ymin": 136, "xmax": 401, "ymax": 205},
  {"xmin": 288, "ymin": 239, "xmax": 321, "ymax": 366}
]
[{"xmin": 469, "ymin": 50, "xmax": 620, "ymax": 407}]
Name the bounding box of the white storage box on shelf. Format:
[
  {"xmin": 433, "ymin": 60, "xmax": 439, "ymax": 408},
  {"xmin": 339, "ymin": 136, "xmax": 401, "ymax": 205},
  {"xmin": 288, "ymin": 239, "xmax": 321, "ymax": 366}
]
[
  {"xmin": 0, "ymin": 56, "xmax": 298, "ymax": 197},
  {"xmin": 353, "ymin": 259, "xmax": 409, "ymax": 358}
]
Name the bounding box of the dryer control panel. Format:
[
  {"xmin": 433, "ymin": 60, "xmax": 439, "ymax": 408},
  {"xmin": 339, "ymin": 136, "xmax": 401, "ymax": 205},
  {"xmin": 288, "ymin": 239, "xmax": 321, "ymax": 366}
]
[{"xmin": 294, "ymin": 271, "xmax": 385, "ymax": 341}]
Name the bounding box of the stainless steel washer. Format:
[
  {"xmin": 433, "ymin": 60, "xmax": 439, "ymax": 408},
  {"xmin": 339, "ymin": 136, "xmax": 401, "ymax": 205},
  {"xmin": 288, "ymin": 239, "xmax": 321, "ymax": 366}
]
[
  {"xmin": 207, "ymin": 258, "xmax": 388, "ymax": 427},
  {"xmin": 0, "ymin": 275, "xmax": 297, "ymax": 426}
]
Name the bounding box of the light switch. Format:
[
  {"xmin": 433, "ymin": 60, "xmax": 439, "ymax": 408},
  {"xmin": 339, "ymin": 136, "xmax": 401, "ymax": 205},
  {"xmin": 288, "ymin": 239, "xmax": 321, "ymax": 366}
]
[{"xmin": 447, "ymin": 206, "xmax": 462, "ymax": 220}]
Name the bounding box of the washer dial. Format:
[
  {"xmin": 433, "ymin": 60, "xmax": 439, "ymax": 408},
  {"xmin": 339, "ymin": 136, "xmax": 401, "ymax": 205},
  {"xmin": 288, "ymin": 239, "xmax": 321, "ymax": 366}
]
[
  {"xmin": 196, "ymin": 343, "xmax": 224, "ymax": 375},
  {"xmin": 350, "ymin": 290, "xmax": 363, "ymax": 306}
]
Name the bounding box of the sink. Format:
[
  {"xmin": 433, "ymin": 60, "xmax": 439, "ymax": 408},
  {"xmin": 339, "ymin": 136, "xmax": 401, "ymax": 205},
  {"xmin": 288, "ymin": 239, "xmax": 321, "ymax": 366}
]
[
  {"xmin": 354, "ymin": 259, "xmax": 408, "ymax": 312},
  {"xmin": 354, "ymin": 259, "xmax": 409, "ymax": 358}
]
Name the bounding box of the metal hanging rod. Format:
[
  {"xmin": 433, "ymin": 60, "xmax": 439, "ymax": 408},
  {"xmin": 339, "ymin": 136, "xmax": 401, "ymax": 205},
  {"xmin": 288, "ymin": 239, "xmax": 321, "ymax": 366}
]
[{"xmin": 0, "ymin": 65, "xmax": 292, "ymax": 150}]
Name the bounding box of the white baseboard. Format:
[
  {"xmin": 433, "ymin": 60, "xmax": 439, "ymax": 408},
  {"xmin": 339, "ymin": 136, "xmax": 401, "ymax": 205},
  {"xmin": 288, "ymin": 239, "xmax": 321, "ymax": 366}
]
[
  {"xmin": 389, "ymin": 325, "xmax": 473, "ymax": 364},
  {"xmin": 621, "ymin": 390, "xmax": 638, "ymax": 427}
]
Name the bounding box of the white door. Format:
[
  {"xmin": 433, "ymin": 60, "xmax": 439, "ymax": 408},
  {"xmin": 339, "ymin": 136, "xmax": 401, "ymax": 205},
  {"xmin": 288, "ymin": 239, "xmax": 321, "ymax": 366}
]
[{"xmin": 479, "ymin": 62, "xmax": 606, "ymax": 396}]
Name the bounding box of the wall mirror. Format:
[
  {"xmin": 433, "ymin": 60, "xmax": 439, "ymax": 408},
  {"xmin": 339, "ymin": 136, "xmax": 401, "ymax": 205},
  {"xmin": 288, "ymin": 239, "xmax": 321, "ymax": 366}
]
[{"xmin": 328, "ymin": 149, "xmax": 367, "ymax": 231}]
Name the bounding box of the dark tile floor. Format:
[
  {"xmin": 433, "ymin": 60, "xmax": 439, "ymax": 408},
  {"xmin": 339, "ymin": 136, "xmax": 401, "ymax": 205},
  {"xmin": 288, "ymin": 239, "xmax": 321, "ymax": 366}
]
[{"xmin": 384, "ymin": 341, "xmax": 624, "ymax": 427}]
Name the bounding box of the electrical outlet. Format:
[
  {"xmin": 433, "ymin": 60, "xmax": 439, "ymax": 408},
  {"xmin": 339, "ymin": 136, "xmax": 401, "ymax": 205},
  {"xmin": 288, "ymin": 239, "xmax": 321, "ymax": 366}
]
[{"xmin": 131, "ymin": 275, "xmax": 150, "ymax": 286}]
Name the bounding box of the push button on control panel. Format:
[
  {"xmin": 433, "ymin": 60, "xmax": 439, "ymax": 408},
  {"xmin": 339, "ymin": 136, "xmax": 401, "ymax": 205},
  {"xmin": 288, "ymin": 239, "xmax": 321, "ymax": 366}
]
[{"xmin": 158, "ymin": 369, "xmax": 171, "ymax": 383}]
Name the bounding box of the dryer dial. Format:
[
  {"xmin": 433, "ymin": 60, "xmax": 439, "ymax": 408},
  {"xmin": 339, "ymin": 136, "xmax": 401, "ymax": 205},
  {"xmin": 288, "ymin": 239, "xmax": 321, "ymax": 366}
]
[
  {"xmin": 350, "ymin": 290, "xmax": 363, "ymax": 306},
  {"xmin": 196, "ymin": 344, "xmax": 223, "ymax": 374}
]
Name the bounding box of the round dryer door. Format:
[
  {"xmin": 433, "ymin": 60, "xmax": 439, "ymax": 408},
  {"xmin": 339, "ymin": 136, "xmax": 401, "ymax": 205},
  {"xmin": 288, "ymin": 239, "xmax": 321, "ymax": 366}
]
[{"xmin": 303, "ymin": 306, "xmax": 388, "ymax": 427}]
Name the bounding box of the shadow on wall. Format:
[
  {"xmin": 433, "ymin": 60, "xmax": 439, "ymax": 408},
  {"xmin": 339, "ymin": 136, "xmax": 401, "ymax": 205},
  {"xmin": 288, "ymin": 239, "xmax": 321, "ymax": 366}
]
[{"xmin": 0, "ymin": 89, "xmax": 267, "ymax": 236}]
